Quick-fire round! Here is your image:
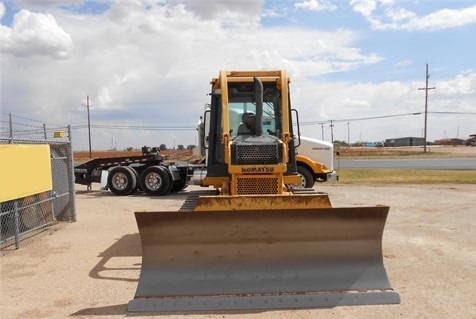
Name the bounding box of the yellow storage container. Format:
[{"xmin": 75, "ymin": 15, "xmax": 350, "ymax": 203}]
[
  {"xmin": 54, "ymin": 131, "xmax": 66, "ymax": 138},
  {"xmin": 0, "ymin": 144, "xmax": 52, "ymax": 202}
]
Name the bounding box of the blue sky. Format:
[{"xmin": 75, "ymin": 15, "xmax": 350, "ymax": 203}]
[{"xmin": 1, "ymin": 0, "xmax": 475, "ymax": 150}]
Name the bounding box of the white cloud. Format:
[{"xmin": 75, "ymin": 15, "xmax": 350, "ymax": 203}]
[
  {"xmin": 295, "ymin": 0, "xmax": 337, "ymax": 12},
  {"xmin": 394, "ymin": 60, "xmax": 412, "ymax": 70},
  {"xmin": 350, "ymin": 1, "xmax": 476, "ymax": 31},
  {"xmin": 294, "ymin": 71, "xmax": 476, "ymax": 142},
  {"xmin": 294, "ymin": 79, "xmax": 426, "ymax": 141},
  {"xmin": 403, "ymin": 6, "xmax": 476, "ymax": 31},
  {"xmin": 379, "ymin": 0, "xmax": 394, "ymax": 6},
  {"xmin": 386, "ymin": 7, "xmax": 416, "ymax": 22},
  {"xmin": 1, "ymin": 1, "xmax": 379, "ymax": 149},
  {"xmin": 262, "ymin": 6, "xmax": 287, "ymax": 18},
  {"xmin": 1, "ymin": 1, "xmax": 475, "ymax": 149},
  {"xmin": 349, "ymin": 0, "xmax": 376, "ymax": 18},
  {"xmin": 177, "ymin": 0, "xmax": 264, "ymax": 27},
  {"xmin": 437, "ymin": 72, "xmax": 476, "ymax": 96},
  {"xmin": 0, "ymin": 9, "xmax": 73, "ymax": 58},
  {"xmin": 10, "ymin": 0, "xmax": 85, "ymax": 9},
  {"xmin": 340, "ymin": 97, "xmax": 371, "ymax": 108}
]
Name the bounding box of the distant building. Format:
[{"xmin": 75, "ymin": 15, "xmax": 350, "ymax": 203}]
[
  {"xmin": 434, "ymin": 138, "xmax": 466, "ymax": 146},
  {"xmin": 466, "ymin": 135, "xmax": 476, "ymax": 146},
  {"xmin": 385, "ymin": 137, "xmax": 425, "ymax": 147}
]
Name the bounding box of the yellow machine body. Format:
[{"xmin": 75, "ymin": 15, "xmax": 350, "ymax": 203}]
[{"xmin": 128, "ymin": 70, "xmax": 399, "ymax": 312}]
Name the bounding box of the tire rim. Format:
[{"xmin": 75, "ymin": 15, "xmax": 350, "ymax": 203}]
[
  {"xmin": 112, "ymin": 172, "xmax": 128, "ymax": 190},
  {"xmin": 145, "ymin": 172, "xmax": 162, "ymax": 190}
]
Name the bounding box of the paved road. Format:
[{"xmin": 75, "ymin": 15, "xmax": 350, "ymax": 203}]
[{"xmin": 335, "ymin": 157, "xmax": 476, "ymax": 170}]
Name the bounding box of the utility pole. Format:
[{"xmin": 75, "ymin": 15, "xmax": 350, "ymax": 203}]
[
  {"xmin": 418, "ymin": 64, "xmax": 436, "ymax": 153},
  {"xmin": 86, "ymin": 96, "xmax": 92, "ymax": 158},
  {"xmin": 329, "ymin": 120, "xmax": 334, "ymax": 143},
  {"xmin": 347, "ymin": 122, "xmax": 350, "ymax": 147}
]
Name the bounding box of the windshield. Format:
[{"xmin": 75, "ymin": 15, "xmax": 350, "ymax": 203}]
[{"xmin": 227, "ymin": 87, "xmax": 281, "ymax": 137}]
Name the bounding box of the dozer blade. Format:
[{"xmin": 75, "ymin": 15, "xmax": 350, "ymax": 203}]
[
  {"xmin": 194, "ymin": 192, "xmax": 332, "ymax": 211},
  {"xmin": 128, "ymin": 207, "xmax": 400, "ymax": 312}
]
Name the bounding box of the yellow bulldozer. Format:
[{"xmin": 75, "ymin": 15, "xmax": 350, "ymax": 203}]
[{"xmin": 128, "ymin": 70, "xmax": 400, "ymax": 312}]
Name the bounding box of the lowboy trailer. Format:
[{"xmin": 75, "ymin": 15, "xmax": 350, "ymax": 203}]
[{"xmin": 74, "ymin": 146, "xmax": 191, "ymax": 195}]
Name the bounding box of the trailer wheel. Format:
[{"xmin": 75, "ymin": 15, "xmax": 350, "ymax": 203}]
[
  {"xmin": 125, "ymin": 166, "xmax": 140, "ymax": 192},
  {"xmin": 140, "ymin": 166, "xmax": 171, "ymax": 196},
  {"xmin": 108, "ymin": 166, "xmax": 137, "ymax": 196},
  {"xmin": 288, "ymin": 165, "xmax": 314, "ymax": 189}
]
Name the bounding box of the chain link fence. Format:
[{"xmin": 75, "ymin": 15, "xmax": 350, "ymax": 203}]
[{"xmin": 1, "ymin": 113, "xmax": 76, "ymax": 250}]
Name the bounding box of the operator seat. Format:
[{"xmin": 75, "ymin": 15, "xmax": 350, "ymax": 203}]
[{"xmin": 237, "ymin": 112, "xmax": 256, "ymax": 135}]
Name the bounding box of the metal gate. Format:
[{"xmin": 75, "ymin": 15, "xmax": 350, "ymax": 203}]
[{"xmin": 1, "ymin": 113, "xmax": 76, "ymax": 250}]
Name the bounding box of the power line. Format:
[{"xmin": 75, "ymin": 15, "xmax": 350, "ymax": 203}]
[
  {"xmin": 300, "ymin": 112, "xmax": 422, "ymax": 125},
  {"xmin": 70, "ymin": 124, "xmax": 196, "ymax": 131},
  {"xmin": 0, "ymin": 112, "xmax": 65, "ymax": 127},
  {"xmin": 299, "ymin": 110, "xmax": 474, "ymax": 127},
  {"xmin": 428, "ymin": 111, "xmax": 476, "ymax": 115}
]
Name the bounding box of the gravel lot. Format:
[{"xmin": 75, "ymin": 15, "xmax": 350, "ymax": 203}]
[{"xmin": 2, "ymin": 179, "xmax": 475, "ymax": 319}]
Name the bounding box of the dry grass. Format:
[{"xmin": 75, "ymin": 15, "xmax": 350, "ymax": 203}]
[
  {"xmin": 337, "ymin": 169, "xmax": 476, "ymax": 184},
  {"xmin": 334, "ymin": 147, "xmax": 476, "ymax": 184},
  {"xmin": 339, "ymin": 150, "xmax": 429, "ymax": 158},
  {"xmin": 336, "ymin": 147, "xmax": 445, "ymax": 158}
]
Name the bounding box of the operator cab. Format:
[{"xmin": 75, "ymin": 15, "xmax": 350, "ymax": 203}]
[
  {"xmin": 228, "ymin": 85, "xmax": 281, "ymax": 139},
  {"xmin": 204, "ymin": 76, "xmax": 297, "ymax": 178}
]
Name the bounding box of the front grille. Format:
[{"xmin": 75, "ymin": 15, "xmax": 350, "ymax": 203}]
[
  {"xmin": 232, "ymin": 144, "xmax": 280, "ymax": 165},
  {"xmin": 236, "ymin": 177, "xmax": 279, "ymax": 195}
]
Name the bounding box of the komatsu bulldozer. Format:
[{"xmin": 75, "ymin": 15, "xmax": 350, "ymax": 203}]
[{"xmin": 128, "ymin": 70, "xmax": 400, "ymax": 312}]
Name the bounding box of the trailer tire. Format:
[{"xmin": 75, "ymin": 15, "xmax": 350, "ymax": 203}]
[
  {"xmin": 140, "ymin": 166, "xmax": 171, "ymax": 196},
  {"xmin": 108, "ymin": 166, "xmax": 137, "ymax": 196},
  {"xmin": 125, "ymin": 166, "xmax": 140, "ymax": 192}
]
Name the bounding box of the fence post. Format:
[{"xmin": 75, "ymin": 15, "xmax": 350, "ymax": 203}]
[
  {"xmin": 13, "ymin": 200, "xmax": 21, "ymax": 249},
  {"xmin": 67, "ymin": 125, "xmax": 77, "ymax": 222},
  {"xmin": 0, "ymin": 204, "xmax": 3, "ymax": 243},
  {"xmin": 9, "ymin": 113, "xmax": 13, "ymax": 144},
  {"xmin": 50, "ymin": 190, "xmax": 56, "ymax": 224}
]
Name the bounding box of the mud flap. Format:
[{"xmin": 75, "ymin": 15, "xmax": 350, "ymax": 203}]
[{"xmin": 128, "ymin": 207, "xmax": 400, "ymax": 312}]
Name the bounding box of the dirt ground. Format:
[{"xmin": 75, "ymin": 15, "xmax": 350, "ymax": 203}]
[{"xmin": 1, "ymin": 179, "xmax": 475, "ymax": 319}]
